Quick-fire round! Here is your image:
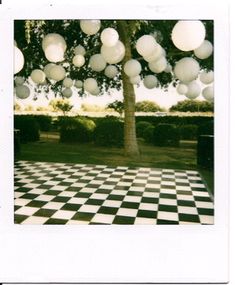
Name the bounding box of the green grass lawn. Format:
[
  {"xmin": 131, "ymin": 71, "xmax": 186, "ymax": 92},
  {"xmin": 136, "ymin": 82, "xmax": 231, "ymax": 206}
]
[{"xmin": 15, "ymin": 132, "xmax": 214, "ymax": 195}]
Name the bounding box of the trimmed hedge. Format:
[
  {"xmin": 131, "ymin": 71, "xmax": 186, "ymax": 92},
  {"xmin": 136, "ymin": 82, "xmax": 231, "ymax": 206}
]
[
  {"xmin": 34, "ymin": 115, "xmax": 52, "ymax": 131},
  {"xmin": 136, "ymin": 121, "xmax": 153, "ymax": 138},
  {"xmin": 143, "ymin": 125, "xmax": 155, "ymax": 143},
  {"xmin": 14, "ymin": 116, "xmax": 40, "ymax": 143},
  {"xmin": 178, "ymin": 124, "xmax": 198, "ymax": 140},
  {"xmin": 153, "ymin": 124, "xmax": 180, "ymax": 147}
]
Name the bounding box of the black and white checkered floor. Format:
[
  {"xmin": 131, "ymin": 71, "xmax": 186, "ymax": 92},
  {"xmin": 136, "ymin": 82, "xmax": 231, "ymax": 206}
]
[{"xmin": 14, "ymin": 160, "xmax": 214, "ymax": 225}]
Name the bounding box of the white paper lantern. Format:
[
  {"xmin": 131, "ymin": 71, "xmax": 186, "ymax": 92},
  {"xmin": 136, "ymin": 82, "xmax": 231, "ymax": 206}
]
[
  {"xmin": 185, "ymin": 81, "xmax": 201, "ymax": 99},
  {"xmin": 44, "ymin": 44, "xmax": 64, "ymax": 63},
  {"xmin": 104, "ymin": 65, "xmax": 118, "ymax": 78},
  {"xmin": 199, "ymin": 70, "xmax": 214, "ymax": 84},
  {"xmin": 101, "ymin": 40, "xmax": 125, "ymax": 64},
  {"xmin": 80, "ymin": 20, "xmax": 101, "ymax": 35},
  {"xmin": 30, "ymin": 69, "xmax": 46, "ymax": 84},
  {"xmin": 130, "ymin": 75, "xmax": 141, "ymax": 85},
  {"xmin": 164, "ymin": 64, "xmax": 172, "ymax": 73},
  {"xmin": 62, "ymin": 88, "xmax": 73, "ymax": 98},
  {"xmin": 194, "ymin": 40, "xmax": 213, "ymax": 59},
  {"xmin": 174, "ymin": 57, "xmax": 200, "ymax": 83},
  {"xmin": 49, "ymin": 65, "xmax": 66, "ymax": 81},
  {"xmin": 177, "ymin": 83, "xmax": 188, "ymax": 95},
  {"xmin": 72, "ymin": 55, "xmax": 85, "ymax": 67},
  {"xmin": 91, "ymin": 87, "xmax": 100, "ymax": 96},
  {"xmin": 136, "ymin": 35, "xmax": 157, "ymax": 57},
  {"xmin": 143, "ymin": 75, "xmax": 158, "ymax": 89},
  {"xmin": 14, "ymin": 76, "xmax": 24, "ymax": 86},
  {"xmin": 14, "ymin": 46, "xmax": 24, "ymax": 74},
  {"xmin": 143, "ymin": 43, "xmax": 163, "ymax": 62},
  {"xmin": 15, "ymin": 85, "xmax": 30, "ymax": 99},
  {"xmin": 74, "ymin": 45, "xmax": 86, "ymax": 56},
  {"xmin": 172, "ymin": 20, "xmax": 206, "ymax": 51},
  {"xmin": 148, "ymin": 57, "xmax": 167, "ymax": 74},
  {"xmin": 89, "ymin": 54, "xmax": 106, "ymax": 72},
  {"xmin": 84, "ymin": 78, "xmax": 98, "ymax": 93},
  {"xmin": 101, "ymin": 28, "xmax": 119, "ymax": 47},
  {"xmin": 63, "ymin": 78, "xmax": 73, "ymax": 88},
  {"xmin": 44, "ymin": 63, "xmax": 55, "ymax": 79},
  {"xmin": 74, "ymin": 80, "xmax": 83, "ymax": 88},
  {"xmin": 124, "ymin": 59, "xmax": 142, "ymax": 77},
  {"xmin": 202, "ymin": 86, "xmax": 214, "ymax": 101},
  {"xmin": 42, "ymin": 33, "xmax": 67, "ymax": 52}
]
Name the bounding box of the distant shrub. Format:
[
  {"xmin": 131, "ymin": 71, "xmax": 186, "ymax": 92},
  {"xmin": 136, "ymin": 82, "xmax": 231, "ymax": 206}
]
[
  {"xmin": 14, "ymin": 115, "xmax": 40, "ymax": 143},
  {"xmin": 153, "ymin": 123, "xmax": 180, "ymax": 147},
  {"xmin": 143, "ymin": 125, "xmax": 155, "ymax": 143},
  {"xmin": 136, "ymin": 121, "xmax": 153, "ymax": 138},
  {"xmin": 178, "ymin": 124, "xmax": 198, "ymax": 140}
]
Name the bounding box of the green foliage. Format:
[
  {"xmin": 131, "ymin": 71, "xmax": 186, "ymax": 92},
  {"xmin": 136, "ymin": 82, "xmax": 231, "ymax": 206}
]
[
  {"xmin": 198, "ymin": 120, "xmax": 214, "ymax": 136},
  {"xmin": 14, "ymin": 115, "xmax": 40, "ymax": 142},
  {"xmin": 153, "ymin": 124, "xmax": 180, "ymax": 147},
  {"xmin": 81, "ymin": 103, "xmax": 106, "ymax": 112},
  {"xmin": 178, "ymin": 124, "xmax": 198, "ymax": 140},
  {"xmin": 136, "ymin": 121, "xmax": 153, "ymax": 138},
  {"xmin": 143, "ymin": 125, "xmax": 155, "ymax": 143},
  {"xmin": 94, "ymin": 118, "xmax": 124, "ymax": 147},
  {"xmin": 197, "ymin": 135, "xmax": 214, "ymax": 169},
  {"xmin": 135, "ymin": 100, "xmax": 163, "ymax": 112},
  {"xmin": 170, "ymin": 100, "xmax": 214, "ymax": 112},
  {"xmin": 49, "ymin": 98, "xmax": 73, "ymax": 115},
  {"xmin": 34, "ymin": 115, "xmax": 52, "ymax": 131},
  {"xmin": 59, "ymin": 117, "xmax": 96, "ymax": 143},
  {"xmin": 107, "ymin": 100, "xmax": 124, "ymax": 116}
]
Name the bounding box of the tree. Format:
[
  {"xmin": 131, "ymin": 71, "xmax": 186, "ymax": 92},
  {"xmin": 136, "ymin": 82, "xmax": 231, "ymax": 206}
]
[
  {"xmin": 14, "ymin": 20, "xmax": 213, "ymax": 157},
  {"xmin": 170, "ymin": 99, "xmax": 214, "ymax": 112},
  {"xmin": 135, "ymin": 100, "xmax": 163, "ymax": 112},
  {"xmin": 49, "ymin": 98, "xmax": 73, "ymax": 116},
  {"xmin": 107, "ymin": 100, "xmax": 124, "ymax": 116}
]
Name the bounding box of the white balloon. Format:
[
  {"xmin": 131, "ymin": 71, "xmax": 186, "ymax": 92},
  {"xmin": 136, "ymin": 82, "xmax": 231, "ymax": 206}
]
[
  {"xmin": 74, "ymin": 45, "xmax": 86, "ymax": 56},
  {"xmin": 185, "ymin": 80, "xmax": 201, "ymax": 99},
  {"xmin": 15, "ymin": 85, "xmax": 30, "ymax": 99},
  {"xmin": 177, "ymin": 83, "xmax": 188, "ymax": 95},
  {"xmin": 30, "ymin": 69, "xmax": 46, "ymax": 84},
  {"xmin": 130, "ymin": 75, "xmax": 141, "ymax": 85},
  {"xmin": 199, "ymin": 70, "xmax": 214, "ymax": 84},
  {"xmin": 143, "ymin": 75, "xmax": 158, "ymax": 89},
  {"xmin": 148, "ymin": 57, "xmax": 167, "ymax": 73},
  {"xmin": 172, "ymin": 20, "xmax": 206, "ymax": 51},
  {"xmin": 63, "ymin": 78, "xmax": 73, "ymax": 88},
  {"xmin": 49, "ymin": 65, "xmax": 66, "ymax": 81},
  {"xmin": 104, "ymin": 65, "xmax": 118, "ymax": 78},
  {"xmin": 194, "ymin": 40, "xmax": 213, "ymax": 59},
  {"xmin": 124, "ymin": 59, "xmax": 142, "ymax": 77},
  {"xmin": 80, "ymin": 20, "xmax": 101, "ymax": 35},
  {"xmin": 84, "ymin": 78, "xmax": 98, "ymax": 93},
  {"xmin": 202, "ymin": 86, "xmax": 214, "ymax": 102},
  {"xmin": 44, "ymin": 63, "xmax": 55, "ymax": 79},
  {"xmin": 89, "ymin": 54, "xmax": 106, "ymax": 72},
  {"xmin": 101, "ymin": 28, "xmax": 119, "ymax": 47},
  {"xmin": 136, "ymin": 35, "xmax": 157, "ymax": 57},
  {"xmin": 164, "ymin": 63, "xmax": 172, "ymax": 73},
  {"xmin": 101, "ymin": 40, "xmax": 125, "ymax": 64},
  {"xmin": 14, "ymin": 76, "xmax": 25, "ymax": 86},
  {"xmin": 74, "ymin": 80, "xmax": 83, "ymax": 88},
  {"xmin": 143, "ymin": 43, "xmax": 163, "ymax": 62},
  {"xmin": 91, "ymin": 86, "xmax": 100, "ymax": 96},
  {"xmin": 62, "ymin": 88, "xmax": 73, "ymax": 98},
  {"xmin": 42, "ymin": 33, "xmax": 67, "ymax": 52},
  {"xmin": 14, "ymin": 46, "xmax": 24, "ymax": 74},
  {"xmin": 45, "ymin": 44, "xmax": 64, "ymax": 63},
  {"xmin": 174, "ymin": 57, "xmax": 200, "ymax": 83},
  {"xmin": 72, "ymin": 55, "xmax": 85, "ymax": 67}
]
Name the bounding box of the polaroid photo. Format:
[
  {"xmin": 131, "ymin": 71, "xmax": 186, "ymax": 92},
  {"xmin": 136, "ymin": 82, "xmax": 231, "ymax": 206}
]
[{"xmin": 0, "ymin": 0, "xmax": 229, "ymax": 283}]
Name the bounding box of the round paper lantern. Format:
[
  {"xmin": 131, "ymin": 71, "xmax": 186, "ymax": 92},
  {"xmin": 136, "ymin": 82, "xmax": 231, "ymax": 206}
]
[
  {"xmin": 14, "ymin": 76, "xmax": 24, "ymax": 86},
  {"xmin": 84, "ymin": 78, "xmax": 98, "ymax": 93},
  {"xmin": 143, "ymin": 43, "xmax": 163, "ymax": 62},
  {"xmin": 91, "ymin": 87, "xmax": 100, "ymax": 96},
  {"xmin": 148, "ymin": 57, "xmax": 167, "ymax": 73},
  {"xmin": 30, "ymin": 69, "xmax": 46, "ymax": 84},
  {"xmin": 101, "ymin": 40, "xmax": 125, "ymax": 64},
  {"xmin": 44, "ymin": 44, "xmax": 64, "ymax": 63},
  {"xmin": 177, "ymin": 83, "xmax": 188, "ymax": 95},
  {"xmin": 63, "ymin": 78, "xmax": 73, "ymax": 88},
  {"xmin": 62, "ymin": 88, "xmax": 73, "ymax": 98},
  {"xmin": 194, "ymin": 40, "xmax": 213, "ymax": 59},
  {"xmin": 49, "ymin": 65, "xmax": 66, "ymax": 81},
  {"xmin": 74, "ymin": 45, "xmax": 86, "ymax": 56},
  {"xmin": 44, "ymin": 63, "xmax": 55, "ymax": 79},
  {"xmin": 202, "ymin": 86, "xmax": 214, "ymax": 101},
  {"xmin": 199, "ymin": 70, "xmax": 214, "ymax": 84},
  {"xmin": 164, "ymin": 64, "xmax": 172, "ymax": 73},
  {"xmin": 130, "ymin": 75, "xmax": 141, "ymax": 85},
  {"xmin": 124, "ymin": 59, "xmax": 142, "ymax": 77},
  {"xmin": 89, "ymin": 54, "xmax": 106, "ymax": 72},
  {"xmin": 101, "ymin": 28, "xmax": 119, "ymax": 47},
  {"xmin": 143, "ymin": 75, "xmax": 158, "ymax": 89},
  {"xmin": 80, "ymin": 20, "xmax": 101, "ymax": 35},
  {"xmin": 171, "ymin": 20, "xmax": 206, "ymax": 51},
  {"xmin": 72, "ymin": 55, "xmax": 85, "ymax": 67},
  {"xmin": 104, "ymin": 65, "xmax": 118, "ymax": 78},
  {"xmin": 15, "ymin": 85, "xmax": 30, "ymax": 99},
  {"xmin": 14, "ymin": 46, "xmax": 24, "ymax": 74},
  {"xmin": 174, "ymin": 57, "xmax": 200, "ymax": 83},
  {"xmin": 185, "ymin": 81, "xmax": 201, "ymax": 99},
  {"xmin": 75, "ymin": 80, "xmax": 83, "ymax": 88},
  {"xmin": 42, "ymin": 33, "xmax": 67, "ymax": 52},
  {"xmin": 136, "ymin": 35, "xmax": 157, "ymax": 57}
]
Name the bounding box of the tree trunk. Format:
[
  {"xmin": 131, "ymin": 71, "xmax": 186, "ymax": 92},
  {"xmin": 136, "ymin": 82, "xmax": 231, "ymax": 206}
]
[{"xmin": 117, "ymin": 20, "xmax": 140, "ymax": 157}]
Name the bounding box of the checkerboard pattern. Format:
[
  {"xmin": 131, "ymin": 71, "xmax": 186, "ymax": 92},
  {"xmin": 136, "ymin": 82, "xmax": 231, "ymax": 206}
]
[{"xmin": 14, "ymin": 160, "xmax": 214, "ymax": 225}]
